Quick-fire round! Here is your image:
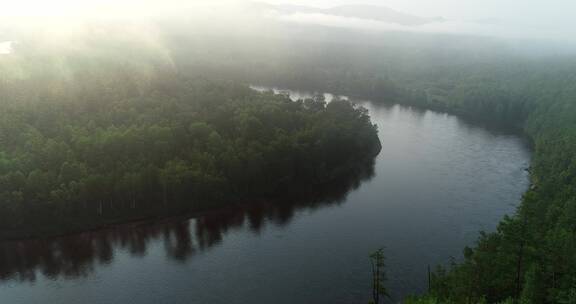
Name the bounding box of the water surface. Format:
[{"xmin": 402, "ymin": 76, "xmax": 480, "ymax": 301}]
[{"xmin": 0, "ymin": 89, "xmax": 530, "ymax": 303}]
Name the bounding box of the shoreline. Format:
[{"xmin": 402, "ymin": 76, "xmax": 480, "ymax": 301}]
[
  {"xmin": 0, "ymin": 150, "xmax": 380, "ymax": 242},
  {"xmin": 0, "ymin": 201, "xmax": 259, "ymax": 242}
]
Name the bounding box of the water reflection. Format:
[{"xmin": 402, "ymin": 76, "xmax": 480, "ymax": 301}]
[{"xmin": 0, "ymin": 159, "xmax": 375, "ymax": 283}]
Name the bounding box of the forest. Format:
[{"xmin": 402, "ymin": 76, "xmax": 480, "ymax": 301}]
[{"xmin": 0, "ymin": 42, "xmax": 381, "ymax": 237}]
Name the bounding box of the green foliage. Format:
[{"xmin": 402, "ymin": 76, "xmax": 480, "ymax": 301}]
[{"xmin": 0, "ymin": 51, "xmax": 380, "ymax": 237}]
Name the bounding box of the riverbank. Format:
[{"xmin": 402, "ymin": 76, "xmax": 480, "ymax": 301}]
[{"xmin": 0, "ymin": 150, "xmax": 379, "ymax": 241}]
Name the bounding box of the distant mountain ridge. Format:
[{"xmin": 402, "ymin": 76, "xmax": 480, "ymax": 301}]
[{"xmin": 254, "ymin": 3, "xmax": 444, "ymax": 26}]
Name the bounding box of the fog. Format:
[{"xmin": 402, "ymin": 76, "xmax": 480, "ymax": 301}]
[
  {"xmin": 2, "ymin": 0, "xmax": 576, "ymax": 46},
  {"xmin": 1, "ymin": 0, "xmax": 576, "ymax": 84}
]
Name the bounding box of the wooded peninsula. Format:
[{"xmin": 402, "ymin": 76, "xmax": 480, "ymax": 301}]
[{"xmin": 0, "ymin": 45, "xmax": 381, "ymax": 237}]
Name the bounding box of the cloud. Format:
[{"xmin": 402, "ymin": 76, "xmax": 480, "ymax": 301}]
[
  {"xmin": 271, "ymin": 10, "xmax": 576, "ymax": 42},
  {"xmin": 1, "ymin": 0, "xmax": 575, "ymax": 44}
]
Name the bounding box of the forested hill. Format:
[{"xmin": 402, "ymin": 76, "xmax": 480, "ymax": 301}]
[{"xmin": 0, "ymin": 47, "xmax": 381, "ymax": 238}]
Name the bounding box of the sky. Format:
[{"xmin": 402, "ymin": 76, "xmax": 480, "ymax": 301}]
[
  {"xmin": 1, "ymin": 0, "xmax": 576, "ymax": 43},
  {"xmin": 1, "ymin": 0, "xmax": 574, "ymax": 21},
  {"xmin": 261, "ymin": 0, "xmax": 575, "ymax": 22},
  {"xmin": 260, "ymin": 0, "xmax": 576, "ymax": 42}
]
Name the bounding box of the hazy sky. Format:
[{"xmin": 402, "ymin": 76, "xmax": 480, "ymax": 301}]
[
  {"xmin": 262, "ymin": 0, "xmax": 576, "ymax": 22},
  {"xmin": 2, "ymin": 0, "xmax": 576, "ymax": 42},
  {"xmin": 2, "ymin": 0, "xmax": 574, "ymax": 21},
  {"xmin": 261, "ymin": 0, "xmax": 576, "ymax": 42}
]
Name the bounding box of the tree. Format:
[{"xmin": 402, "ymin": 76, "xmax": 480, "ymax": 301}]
[{"xmin": 369, "ymin": 248, "xmax": 390, "ymax": 304}]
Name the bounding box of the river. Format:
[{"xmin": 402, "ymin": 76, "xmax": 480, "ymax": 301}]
[{"xmin": 0, "ymin": 88, "xmax": 530, "ymax": 303}]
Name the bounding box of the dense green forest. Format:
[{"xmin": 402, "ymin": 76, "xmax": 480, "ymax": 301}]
[
  {"xmin": 0, "ymin": 43, "xmax": 381, "ymax": 237},
  {"xmin": 166, "ymin": 31, "xmax": 576, "ymax": 303}
]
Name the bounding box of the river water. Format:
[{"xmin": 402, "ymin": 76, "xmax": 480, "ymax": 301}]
[{"xmin": 0, "ymin": 88, "xmax": 530, "ymax": 303}]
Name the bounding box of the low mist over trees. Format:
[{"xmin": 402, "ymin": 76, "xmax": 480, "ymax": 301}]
[{"xmin": 0, "ymin": 42, "xmax": 380, "ymax": 237}]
